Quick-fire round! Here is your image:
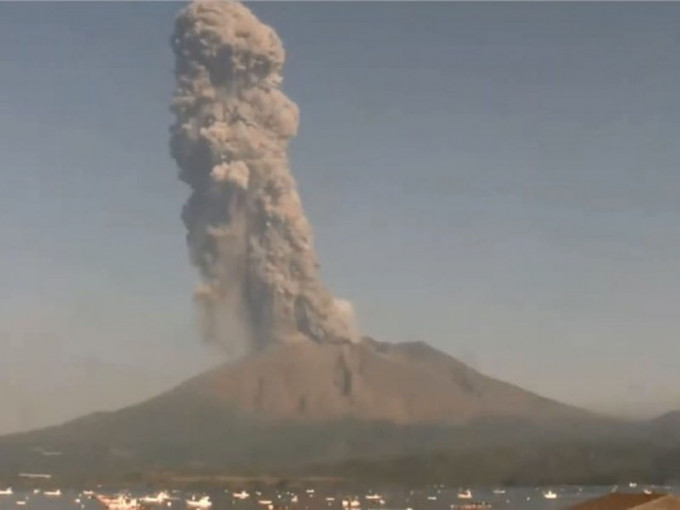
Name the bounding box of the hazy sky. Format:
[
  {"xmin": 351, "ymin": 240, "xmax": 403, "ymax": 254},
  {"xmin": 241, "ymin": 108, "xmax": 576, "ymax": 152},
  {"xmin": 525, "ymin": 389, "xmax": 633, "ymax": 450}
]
[{"xmin": 1, "ymin": 2, "xmax": 680, "ymax": 431}]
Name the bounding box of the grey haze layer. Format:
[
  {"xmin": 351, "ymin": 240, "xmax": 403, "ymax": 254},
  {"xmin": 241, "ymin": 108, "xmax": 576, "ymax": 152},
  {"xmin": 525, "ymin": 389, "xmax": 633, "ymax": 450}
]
[{"xmin": 170, "ymin": 1, "xmax": 358, "ymax": 351}]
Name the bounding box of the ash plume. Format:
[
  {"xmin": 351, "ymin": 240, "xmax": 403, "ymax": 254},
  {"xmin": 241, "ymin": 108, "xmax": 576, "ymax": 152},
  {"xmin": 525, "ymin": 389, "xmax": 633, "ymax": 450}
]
[{"xmin": 169, "ymin": 1, "xmax": 358, "ymax": 351}]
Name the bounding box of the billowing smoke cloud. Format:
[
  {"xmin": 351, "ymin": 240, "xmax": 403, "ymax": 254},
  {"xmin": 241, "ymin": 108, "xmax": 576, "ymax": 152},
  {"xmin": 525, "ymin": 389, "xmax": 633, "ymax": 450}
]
[{"xmin": 170, "ymin": 1, "xmax": 358, "ymax": 351}]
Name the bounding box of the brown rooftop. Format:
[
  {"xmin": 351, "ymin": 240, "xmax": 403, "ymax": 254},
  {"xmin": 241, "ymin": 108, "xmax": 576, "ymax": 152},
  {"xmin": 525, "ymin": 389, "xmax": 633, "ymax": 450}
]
[{"xmin": 568, "ymin": 492, "xmax": 680, "ymax": 510}]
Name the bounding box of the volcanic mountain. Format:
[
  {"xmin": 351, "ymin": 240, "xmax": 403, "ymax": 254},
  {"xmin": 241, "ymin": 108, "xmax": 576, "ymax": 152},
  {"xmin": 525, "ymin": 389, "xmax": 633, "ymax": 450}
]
[
  {"xmin": 152, "ymin": 338, "xmax": 589, "ymax": 426},
  {"xmin": 0, "ymin": 339, "xmax": 614, "ymax": 480}
]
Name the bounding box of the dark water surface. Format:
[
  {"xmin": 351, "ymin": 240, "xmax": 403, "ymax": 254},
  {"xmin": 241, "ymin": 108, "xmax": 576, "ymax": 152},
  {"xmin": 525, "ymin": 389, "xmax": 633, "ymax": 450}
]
[{"xmin": 1, "ymin": 485, "xmax": 677, "ymax": 510}]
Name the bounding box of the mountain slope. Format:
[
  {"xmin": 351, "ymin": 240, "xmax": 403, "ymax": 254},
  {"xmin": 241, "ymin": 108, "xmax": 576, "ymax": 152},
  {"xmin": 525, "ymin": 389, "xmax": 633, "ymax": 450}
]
[
  {"xmin": 157, "ymin": 338, "xmax": 591, "ymax": 426},
  {"xmin": 648, "ymin": 410, "xmax": 680, "ymax": 443},
  {"xmin": 0, "ymin": 339, "xmax": 609, "ymax": 479}
]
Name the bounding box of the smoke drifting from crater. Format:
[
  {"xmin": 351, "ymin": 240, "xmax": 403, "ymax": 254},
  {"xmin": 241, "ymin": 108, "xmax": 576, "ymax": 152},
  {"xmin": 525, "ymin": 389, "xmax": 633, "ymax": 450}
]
[{"xmin": 170, "ymin": 1, "xmax": 358, "ymax": 351}]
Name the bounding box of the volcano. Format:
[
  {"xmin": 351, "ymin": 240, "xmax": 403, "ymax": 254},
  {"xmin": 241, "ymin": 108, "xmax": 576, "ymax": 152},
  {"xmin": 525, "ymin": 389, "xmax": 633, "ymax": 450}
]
[
  {"xmin": 150, "ymin": 338, "xmax": 589, "ymax": 426},
  {"xmin": 0, "ymin": 339, "xmax": 615, "ymax": 482}
]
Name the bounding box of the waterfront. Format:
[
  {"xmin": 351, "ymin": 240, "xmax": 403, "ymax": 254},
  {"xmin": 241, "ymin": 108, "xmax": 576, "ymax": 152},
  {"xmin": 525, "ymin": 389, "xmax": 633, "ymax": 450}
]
[{"xmin": 1, "ymin": 484, "xmax": 677, "ymax": 510}]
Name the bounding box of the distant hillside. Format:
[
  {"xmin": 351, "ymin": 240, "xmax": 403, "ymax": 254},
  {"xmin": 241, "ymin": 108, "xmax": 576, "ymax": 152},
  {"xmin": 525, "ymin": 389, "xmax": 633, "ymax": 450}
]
[
  {"xmin": 647, "ymin": 410, "xmax": 680, "ymax": 443},
  {"xmin": 0, "ymin": 338, "xmax": 651, "ymax": 484},
  {"xmin": 312, "ymin": 441, "xmax": 680, "ymax": 486}
]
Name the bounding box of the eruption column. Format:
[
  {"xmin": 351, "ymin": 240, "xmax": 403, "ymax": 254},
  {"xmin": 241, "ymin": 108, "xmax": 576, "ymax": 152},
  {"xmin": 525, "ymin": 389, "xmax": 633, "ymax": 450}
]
[{"xmin": 170, "ymin": 1, "xmax": 358, "ymax": 351}]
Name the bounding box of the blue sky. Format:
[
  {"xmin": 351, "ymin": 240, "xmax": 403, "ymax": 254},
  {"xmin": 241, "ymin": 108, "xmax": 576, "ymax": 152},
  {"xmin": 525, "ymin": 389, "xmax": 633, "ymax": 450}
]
[{"xmin": 1, "ymin": 2, "xmax": 680, "ymax": 429}]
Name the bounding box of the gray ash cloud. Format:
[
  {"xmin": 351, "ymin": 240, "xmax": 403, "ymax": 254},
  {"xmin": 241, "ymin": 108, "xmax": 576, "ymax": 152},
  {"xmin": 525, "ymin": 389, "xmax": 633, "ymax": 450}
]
[{"xmin": 169, "ymin": 1, "xmax": 358, "ymax": 352}]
